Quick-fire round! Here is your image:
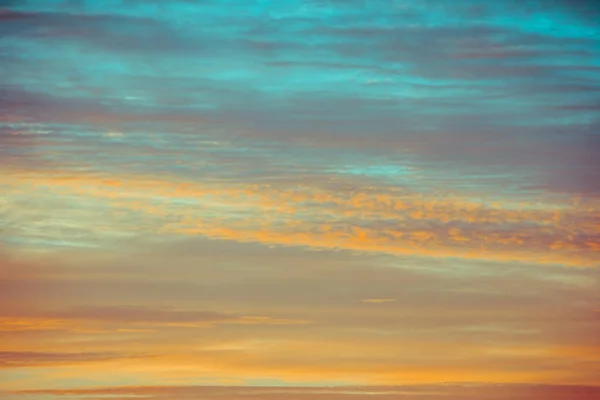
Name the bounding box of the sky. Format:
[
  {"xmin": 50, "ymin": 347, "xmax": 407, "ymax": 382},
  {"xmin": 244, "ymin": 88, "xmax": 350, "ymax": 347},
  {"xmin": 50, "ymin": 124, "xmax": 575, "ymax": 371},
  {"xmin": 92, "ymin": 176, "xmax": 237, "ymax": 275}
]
[{"xmin": 0, "ymin": 0, "xmax": 599, "ymax": 399}]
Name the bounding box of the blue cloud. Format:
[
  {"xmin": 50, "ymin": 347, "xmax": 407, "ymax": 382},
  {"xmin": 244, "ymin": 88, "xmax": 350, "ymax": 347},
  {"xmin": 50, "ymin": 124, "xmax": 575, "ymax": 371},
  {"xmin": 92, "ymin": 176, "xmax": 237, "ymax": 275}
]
[{"xmin": 1, "ymin": 0, "xmax": 598, "ymax": 195}]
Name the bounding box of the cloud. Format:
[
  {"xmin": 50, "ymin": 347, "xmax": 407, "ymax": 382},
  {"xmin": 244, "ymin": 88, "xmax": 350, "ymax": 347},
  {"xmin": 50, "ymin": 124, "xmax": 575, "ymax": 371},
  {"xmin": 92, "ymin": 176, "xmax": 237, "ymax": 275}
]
[
  {"xmin": 1, "ymin": 0, "xmax": 599, "ymax": 393},
  {"xmin": 0, "ymin": 306, "xmax": 308, "ymax": 334},
  {"xmin": 53, "ymin": 306, "xmax": 238, "ymax": 325},
  {"xmin": 0, "ymin": 243, "xmax": 598, "ymax": 386},
  {"xmin": 3, "ymin": 169, "xmax": 598, "ymax": 266},
  {"xmin": 10, "ymin": 384, "xmax": 600, "ymax": 400},
  {"xmin": 1, "ymin": 0, "xmax": 598, "ymax": 199},
  {"xmin": 361, "ymin": 298, "xmax": 395, "ymax": 304},
  {"xmin": 0, "ymin": 351, "xmax": 149, "ymax": 368}
]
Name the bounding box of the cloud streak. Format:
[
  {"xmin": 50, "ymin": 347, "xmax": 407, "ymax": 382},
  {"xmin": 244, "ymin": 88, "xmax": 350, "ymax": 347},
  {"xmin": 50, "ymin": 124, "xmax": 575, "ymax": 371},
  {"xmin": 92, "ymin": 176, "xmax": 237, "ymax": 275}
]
[
  {"xmin": 3, "ymin": 169, "xmax": 598, "ymax": 266},
  {"xmin": 9, "ymin": 384, "xmax": 600, "ymax": 400}
]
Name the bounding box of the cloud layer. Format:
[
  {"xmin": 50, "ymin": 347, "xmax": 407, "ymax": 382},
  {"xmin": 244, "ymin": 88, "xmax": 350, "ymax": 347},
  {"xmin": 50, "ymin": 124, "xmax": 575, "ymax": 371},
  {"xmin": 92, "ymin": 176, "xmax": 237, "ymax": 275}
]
[{"xmin": 1, "ymin": 0, "xmax": 599, "ymax": 397}]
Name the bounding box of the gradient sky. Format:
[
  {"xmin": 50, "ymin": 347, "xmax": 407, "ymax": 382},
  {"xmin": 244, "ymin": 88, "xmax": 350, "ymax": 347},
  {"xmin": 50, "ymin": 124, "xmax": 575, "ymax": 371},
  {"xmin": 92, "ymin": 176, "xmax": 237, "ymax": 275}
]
[{"xmin": 1, "ymin": 0, "xmax": 600, "ymax": 399}]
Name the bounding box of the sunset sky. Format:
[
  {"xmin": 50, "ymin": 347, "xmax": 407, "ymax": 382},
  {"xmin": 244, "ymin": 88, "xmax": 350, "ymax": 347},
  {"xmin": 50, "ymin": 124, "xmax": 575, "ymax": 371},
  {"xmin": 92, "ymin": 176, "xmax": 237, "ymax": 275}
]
[{"xmin": 1, "ymin": 0, "xmax": 599, "ymax": 399}]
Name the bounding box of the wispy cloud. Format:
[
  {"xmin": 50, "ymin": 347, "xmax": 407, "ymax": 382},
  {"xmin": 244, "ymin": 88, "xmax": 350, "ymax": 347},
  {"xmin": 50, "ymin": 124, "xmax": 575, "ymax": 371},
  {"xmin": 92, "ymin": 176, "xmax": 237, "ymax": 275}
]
[
  {"xmin": 9, "ymin": 384, "xmax": 600, "ymax": 400},
  {"xmin": 0, "ymin": 245, "xmax": 598, "ymax": 388},
  {"xmin": 1, "ymin": 0, "xmax": 599, "ymax": 395},
  {"xmin": 0, "ymin": 351, "xmax": 150, "ymax": 368},
  {"xmin": 361, "ymin": 298, "xmax": 395, "ymax": 304},
  {"xmin": 3, "ymin": 170, "xmax": 598, "ymax": 266}
]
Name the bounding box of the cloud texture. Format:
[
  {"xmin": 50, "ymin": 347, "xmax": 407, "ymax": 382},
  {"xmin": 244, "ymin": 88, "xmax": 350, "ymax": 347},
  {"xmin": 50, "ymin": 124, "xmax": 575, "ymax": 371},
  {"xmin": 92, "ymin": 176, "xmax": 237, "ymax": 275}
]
[{"xmin": 1, "ymin": 0, "xmax": 599, "ymax": 398}]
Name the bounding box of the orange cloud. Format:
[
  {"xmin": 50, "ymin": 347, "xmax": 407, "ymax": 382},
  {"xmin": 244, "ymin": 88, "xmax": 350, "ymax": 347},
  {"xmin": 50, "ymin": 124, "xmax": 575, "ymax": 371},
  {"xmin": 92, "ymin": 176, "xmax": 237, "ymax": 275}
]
[
  {"xmin": 361, "ymin": 298, "xmax": 395, "ymax": 304},
  {"xmin": 1, "ymin": 246, "xmax": 598, "ymax": 390},
  {"xmin": 9, "ymin": 384, "xmax": 600, "ymax": 400},
  {"xmin": 3, "ymin": 167, "xmax": 598, "ymax": 267}
]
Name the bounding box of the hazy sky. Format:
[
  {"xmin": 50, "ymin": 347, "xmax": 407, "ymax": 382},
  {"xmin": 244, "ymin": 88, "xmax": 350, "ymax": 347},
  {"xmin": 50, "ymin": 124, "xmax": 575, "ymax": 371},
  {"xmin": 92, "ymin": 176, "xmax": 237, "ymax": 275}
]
[{"xmin": 1, "ymin": 1, "xmax": 599, "ymax": 399}]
